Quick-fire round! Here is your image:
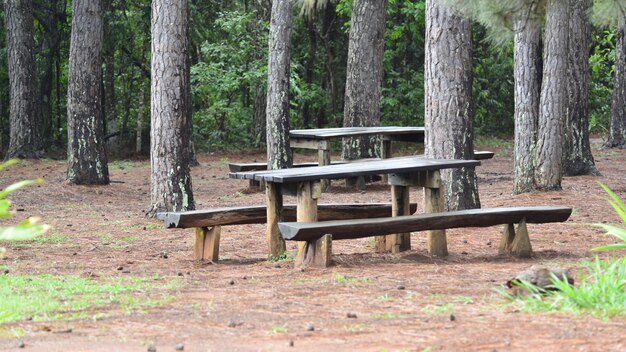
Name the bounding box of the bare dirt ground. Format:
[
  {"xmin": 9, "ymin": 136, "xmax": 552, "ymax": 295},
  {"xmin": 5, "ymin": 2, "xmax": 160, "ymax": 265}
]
[{"xmin": 0, "ymin": 140, "xmax": 625, "ymax": 352}]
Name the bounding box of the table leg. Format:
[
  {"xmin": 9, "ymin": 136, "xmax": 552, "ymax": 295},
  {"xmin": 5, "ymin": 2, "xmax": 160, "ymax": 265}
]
[
  {"xmin": 266, "ymin": 182, "xmax": 286, "ymax": 258},
  {"xmin": 424, "ymin": 170, "xmax": 448, "ymax": 257},
  {"xmin": 295, "ymin": 181, "xmax": 331, "ymax": 267},
  {"xmin": 380, "ymin": 138, "xmax": 392, "ymax": 183},
  {"xmin": 318, "ymin": 148, "xmax": 330, "ymax": 191}
]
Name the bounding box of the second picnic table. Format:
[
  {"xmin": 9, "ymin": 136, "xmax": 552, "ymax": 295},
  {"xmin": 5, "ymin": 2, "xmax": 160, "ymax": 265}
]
[{"xmin": 230, "ymin": 156, "xmax": 480, "ymax": 266}]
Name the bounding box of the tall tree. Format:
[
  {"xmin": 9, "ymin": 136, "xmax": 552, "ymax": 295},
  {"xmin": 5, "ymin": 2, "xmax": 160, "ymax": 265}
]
[
  {"xmin": 103, "ymin": 0, "xmax": 119, "ymax": 155},
  {"xmin": 425, "ymin": 0, "xmax": 480, "ymax": 211},
  {"xmin": 605, "ymin": 15, "xmax": 626, "ymax": 149},
  {"xmin": 513, "ymin": 6, "xmax": 542, "ymax": 194},
  {"xmin": 563, "ymin": 0, "xmax": 599, "ymax": 175},
  {"xmin": 66, "ymin": 0, "xmax": 109, "ymax": 184},
  {"xmin": 341, "ymin": 0, "xmax": 387, "ymax": 162},
  {"xmin": 148, "ymin": 0, "xmax": 195, "ymax": 215},
  {"xmin": 266, "ymin": 0, "xmax": 293, "ymax": 171},
  {"xmin": 5, "ymin": 0, "xmax": 43, "ymax": 159},
  {"xmin": 535, "ymin": 0, "xmax": 569, "ymax": 190}
]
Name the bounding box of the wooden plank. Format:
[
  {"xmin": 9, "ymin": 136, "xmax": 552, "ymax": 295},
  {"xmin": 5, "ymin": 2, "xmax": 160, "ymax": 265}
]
[
  {"xmin": 424, "ymin": 171, "xmax": 447, "ymax": 257},
  {"xmin": 510, "ymin": 220, "xmax": 533, "ymax": 257},
  {"xmin": 278, "ymin": 206, "xmax": 573, "ymax": 241},
  {"xmin": 158, "ymin": 203, "xmax": 418, "ymax": 228},
  {"xmin": 388, "ymin": 185, "xmax": 411, "ymax": 253},
  {"xmin": 499, "ymin": 223, "xmax": 515, "ymax": 254},
  {"xmin": 474, "ymin": 151, "xmax": 494, "ymax": 160},
  {"xmin": 295, "ymin": 181, "xmax": 331, "ymax": 268},
  {"xmin": 290, "ymin": 126, "xmax": 425, "ymax": 139},
  {"xmin": 266, "ymin": 182, "xmax": 286, "ymax": 257}
]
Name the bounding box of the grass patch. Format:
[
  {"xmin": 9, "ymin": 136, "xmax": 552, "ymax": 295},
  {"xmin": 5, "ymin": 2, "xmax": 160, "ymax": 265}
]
[
  {"xmin": 502, "ymin": 256, "xmax": 626, "ymax": 318},
  {"xmin": 421, "ymin": 303, "xmax": 455, "ymax": 315},
  {"xmin": 369, "ymin": 312, "xmax": 401, "ymax": 319},
  {"xmin": 109, "ymin": 160, "xmax": 138, "ymax": 171},
  {"xmin": 333, "ymin": 273, "xmax": 372, "ymax": 284},
  {"xmin": 270, "ymin": 324, "xmax": 288, "ymax": 334},
  {"xmin": 0, "ymin": 274, "xmax": 181, "ymax": 323},
  {"xmin": 269, "ymin": 251, "xmax": 294, "ymax": 262},
  {"xmin": 343, "ymin": 323, "xmax": 367, "ymax": 332},
  {"xmin": 474, "ymin": 135, "xmax": 513, "ymax": 149}
]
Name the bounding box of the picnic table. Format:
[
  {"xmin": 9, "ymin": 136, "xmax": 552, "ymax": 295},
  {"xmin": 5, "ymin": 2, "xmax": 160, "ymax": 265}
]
[
  {"xmin": 290, "ymin": 126, "xmax": 425, "ymax": 166},
  {"xmin": 230, "ymin": 156, "xmax": 481, "ymax": 266}
]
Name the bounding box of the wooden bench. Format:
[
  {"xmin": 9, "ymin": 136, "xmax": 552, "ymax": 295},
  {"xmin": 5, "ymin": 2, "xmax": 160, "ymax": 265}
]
[
  {"xmin": 157, "ymin": 202, "xmax": 417, "ymax": 262},
  {"xmin": 278, "ymin": 206, "xmax": 572, "ymax": 267}
]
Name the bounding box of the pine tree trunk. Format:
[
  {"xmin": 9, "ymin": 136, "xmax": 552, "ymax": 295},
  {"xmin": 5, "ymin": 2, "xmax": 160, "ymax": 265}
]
[
  {"xmin": 5, "ymin": 0, "xmax": 43, "ymax": 159},
  {"xmin": 563, "ymin": 0, "xmax": 599, "ymax": 176},
  {"xmin": 425, "ymin": 0, "xmax": 480, "ymax": 211},
  {"xmin": 341, "ymin": 0, "xmax": 386, "ymax": 161},
  {"xmin": 605, "ymin": 16, "xmax": 626, "ymax": 149},
  {"xmin": 149, "ymin": 0, "xmax": 195, "ymax": 215},
  {"xmin": 535, "ymin": 0, "xmax": 569, "ymax": 190},
  {"xmin": 513, "ymin": 11, "xmax": 542, "ymax": 194},
  {"xmin": 67, "ymin": 0, "xmax": 109, "ymax": 184},
  {"xmin": 266, "ymin": 0, "xmax": 293, "ymax": 170},
  {"xmin": 136, "ymin": 79, "xmax": 145, "ymax": 155}
]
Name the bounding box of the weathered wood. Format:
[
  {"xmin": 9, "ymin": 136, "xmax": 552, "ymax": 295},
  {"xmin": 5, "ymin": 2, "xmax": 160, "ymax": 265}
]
[
  {"xmin": 157, "ymin": 203, "xmax": 417, "ymax": 228},
  {"xmin": 474, "ymin": 151, "xmax": 495, "ymax": 160},
  {"xmin": 229, "ymin": 157, "xmax": 480, "ymax": 183},
  {"xmin": 424, "ymin": 171, "xmax": 447, "ymax": 257},
  {"xmin": 290, "ymin": 126, "xmax": 425, "ymax": 140},
  {"xmin": 289, "ymin": 139, "xmax": 329, "ymax": 150},
  {"xmin": 510, "ymin": 219, "xmax": 533, "ymax": 257},
  {"xmin": 266, "ymin": 182, "xmax": 286, "ymax": 258},
  {"xmin": 278, "ymin": 206, "xmax": 572, "ymax": 242},
  {"xmin": 385, "ymin": 185, "xmax": 411, "ymax": 253},
  {"xmin": 295, "ymin": 181, "xmax": 331, "ymax": 267},
  {"xmin": 194, "ymin": 226, "xmax": 220, "ymax": 261},
  {"xmin": 319, "ymin": 148, "xmax": 331, "ymax": 191},
  {"xmin": 499, "ymin": 223, "xmax": 516, "ymax": 255}
]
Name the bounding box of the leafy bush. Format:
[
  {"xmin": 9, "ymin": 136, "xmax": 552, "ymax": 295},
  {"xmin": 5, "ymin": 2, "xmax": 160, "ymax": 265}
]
[
  {"xmin": 593, "ymin": 183, "xmax": 626, "ymax": 251},
  {"xmin": 0, "ymin": 160, "xmax": 48, "ymax": 248}
]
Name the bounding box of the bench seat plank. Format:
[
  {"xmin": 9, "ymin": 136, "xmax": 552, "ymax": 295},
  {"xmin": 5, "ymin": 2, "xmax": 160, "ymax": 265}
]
[
  {"xmin": 158, "ymin": 203, "xmax": 418, "ymax": 229},
  {"xmin": 278, "ymin": 206, "xmax": 572, "ymax": 241}
]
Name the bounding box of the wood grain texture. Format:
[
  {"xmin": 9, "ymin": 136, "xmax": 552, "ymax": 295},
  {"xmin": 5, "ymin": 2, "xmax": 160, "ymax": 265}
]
[
  {"xmin": 158, "ymin": 203, "xmax": 417, "ymax": 228},
  {"xmin": 278, "ymin": 206, "xmax": 572, "ymax": 241}
]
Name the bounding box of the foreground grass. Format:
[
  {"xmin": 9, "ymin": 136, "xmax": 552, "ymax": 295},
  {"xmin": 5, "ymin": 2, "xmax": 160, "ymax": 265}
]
[
  {"xmin": 504, "ymin": 256, "xmax": 626, "ymax": 319},
  {"xmin": 0, "ymin": 274, "xmax": 182, "ymax": 323}
]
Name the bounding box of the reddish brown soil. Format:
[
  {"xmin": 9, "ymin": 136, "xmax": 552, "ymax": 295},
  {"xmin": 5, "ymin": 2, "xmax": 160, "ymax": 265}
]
[{"xmin": 0, "ymin": 140, "xmax": 625, "ymax": 352}]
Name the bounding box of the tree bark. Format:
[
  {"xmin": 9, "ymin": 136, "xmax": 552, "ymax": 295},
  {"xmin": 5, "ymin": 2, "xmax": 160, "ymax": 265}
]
[
  {"xmin": 341, "ymin": 0, "xmax": 387, "ymax": 161},
  {"xmin": 424, "ymin": 0, "xmax": 480, "ymax": 211},
  {"xmin": 563, "ymin": 0, "xmax": 599, "ymax": 176},
  {"xmin": 266, "ymin": 0, "xmax": 293, "ymax": 170},
  {"xmin": 5, "ymin": 0, "xmax": 43, "ymax": 159},
  {"xmin": 513, "ymin": 9, "xmax": 542, "ymax": 194},
  {"xmin": 604, "ymin": 16, "xmax": 626, "ymax": 149},
  {"xmin": 535, "ymin": 0, "xmax": 569, "ymax": 190},
  {"xmin": 149, "ymin": 0, "xmax": 195, "ymax": 215},
  {"xmin": 67, "ymin": 0, "xmax": 109, "ymax": 184}
]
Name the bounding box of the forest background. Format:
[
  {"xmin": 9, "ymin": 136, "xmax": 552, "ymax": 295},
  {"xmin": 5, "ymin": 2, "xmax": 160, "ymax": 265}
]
[{"xmin": 0, "ymin": 0, "xmax": 616, "ymax": 157}]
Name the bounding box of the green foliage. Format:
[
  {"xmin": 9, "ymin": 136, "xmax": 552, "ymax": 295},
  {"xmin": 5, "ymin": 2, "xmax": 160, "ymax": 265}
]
[
  {"xmin": 502, "ymin": 257, "xmax": 626, "ymax": 318},
  {"xmin": 0, "ymin": 274, "xmax": 181, "ymax": 323},
  {"xmin": 191, "ymin": 10, "xmax": 269, "ymax": 150},
  {"xmin": 592, "ymin": 183, "xmax": 626, "ymax": 252},
  {"xmin": 0, "ymin": 160, "xmax": 48, "ymax": 243},
  {"xmin": 589, "ymin": 29, "xmax": 615, "ymax": 133}
]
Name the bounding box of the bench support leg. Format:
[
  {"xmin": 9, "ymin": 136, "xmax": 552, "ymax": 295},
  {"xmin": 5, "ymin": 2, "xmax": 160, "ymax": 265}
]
[
  {"xmin": 424, "ymin": 171, "xmax": 448, "ymax": 257},
  {"xmin": 295, "ymin": 181, "xmax": 331, "ymax": 268},
  {"xmin": 380, "ymin": 138, "xmax": 392, "ymax": 183},
  {"xmin": 194, "ymin": 226, "xmax": 220, "ymax": 261},
  {"xmin": 319, "ymin": 149, "xmax": 331, "ymax": 192},
  {"xmin": 377, "ymin": 185, "xmax": 410, "ymax": 253},
  {"xmin": 511, "ymin": 219, "xmax": 533, "ymax": 258},
  {"xmin": 266, "ymin": 182, "xmax": 286, "ymax": 258},
  {"xmin": 499, "ymin": 223, "xmax": 516, "ymax": 254}
]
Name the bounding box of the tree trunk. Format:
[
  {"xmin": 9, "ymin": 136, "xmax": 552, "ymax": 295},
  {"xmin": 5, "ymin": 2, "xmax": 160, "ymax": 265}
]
[
  {"xmin": 136, "ymin": 78, "xmax": 145, "ymax": 155},
  {"xmin": 424, "ymin": 0, "xmax": 480, "ymax": 211},
  {"xmin": 5, "ymin": 0, "xmax": 43, "ymax": 159},
  {"xmin": 266, "ymin": 0, "xmax": 293, "ymax": 170},
  {"xmin": 513, "ymin": 9, "xmax": 542, "ymax": 194},
  {"xmin": 148, "ymin": 0, "xmax": 195, "ymax": 215},
  {"xmin": 252, "ymin": 85, "xmax": 266, "ymax": 148},
  {"xmin": 535, "ymin": 0, "xmax": 569, "ymax": 190},
  {"xmin": 66, "ymin": 0, "xmax": 109, "ymax": 184},
  {"xmin": 341, "ymin": 0, "xmax": 387, "ymax": 161},
  {"xmin": 563, "ymin": 0, "xmax": 599, "ymax": 176},
  {"xmin": 604, "ymin": 16, "xmax": 626, "ymax": 149},
  {"xmin": 301, "ymin": 16, "xmax": 317, "ymax": 129}
]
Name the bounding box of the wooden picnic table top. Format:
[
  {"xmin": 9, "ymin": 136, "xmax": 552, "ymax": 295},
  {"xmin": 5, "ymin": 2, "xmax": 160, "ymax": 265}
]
[
  {"xmin": 229, "ymin": 156, "xmax": 480, "ymax": 184},
  {"xmin": 289, "ymin": 126, "xmax": 425, "ymax": 140}
]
